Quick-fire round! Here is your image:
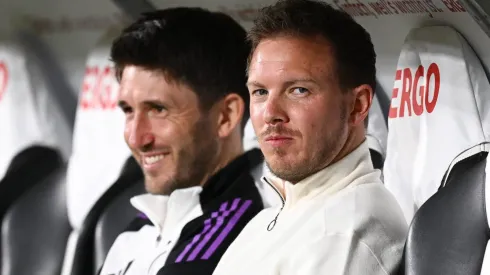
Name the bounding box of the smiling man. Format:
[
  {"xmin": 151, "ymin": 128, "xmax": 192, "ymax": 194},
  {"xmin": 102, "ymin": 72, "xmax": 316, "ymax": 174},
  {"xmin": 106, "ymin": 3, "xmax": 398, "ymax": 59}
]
[
  {"xmin": 98, "ymin": 7, "xmax": 272, "ymax": 275},
  {"xmin": 213, "ymin": 0, "xmax": 407, "ymax": 274}
]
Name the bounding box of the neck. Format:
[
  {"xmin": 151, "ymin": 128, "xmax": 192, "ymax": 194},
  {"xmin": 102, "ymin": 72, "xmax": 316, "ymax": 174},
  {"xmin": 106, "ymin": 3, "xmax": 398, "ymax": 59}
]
[
  {"xmin": 199, "ymin": 138, "xmax": 244, "ymax": 187},
  {"xmin": 331, "ymin": 126, "xmax": 366, "ymax": 165}
]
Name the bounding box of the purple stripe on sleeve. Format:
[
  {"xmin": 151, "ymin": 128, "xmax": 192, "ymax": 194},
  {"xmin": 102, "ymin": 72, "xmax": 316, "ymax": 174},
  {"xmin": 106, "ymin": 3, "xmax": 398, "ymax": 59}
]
[
  {"xmin": 175, "ymin": 219, "xmax": 213, "ymax": 263},
  {"xmin": 201, "ymin": 200, "xmax": 252, "ymax": 260},
  {"xmin": 185, "ymin": 198, "xmax": 242, "ymax": 262},
  {"xmin": 175, "ymin": 202, "xmax": 229, "ymax": 263}
]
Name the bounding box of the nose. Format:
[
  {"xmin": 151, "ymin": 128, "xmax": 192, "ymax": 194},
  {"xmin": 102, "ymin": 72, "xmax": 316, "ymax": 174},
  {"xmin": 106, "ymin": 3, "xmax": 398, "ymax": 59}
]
[
  {"xmin": 263, "ymin": 95, "xmax": 289, "ymax": 125},
  {"xmin": 126, "ymin": 113, "xmax": 155, "ymax": 151}
]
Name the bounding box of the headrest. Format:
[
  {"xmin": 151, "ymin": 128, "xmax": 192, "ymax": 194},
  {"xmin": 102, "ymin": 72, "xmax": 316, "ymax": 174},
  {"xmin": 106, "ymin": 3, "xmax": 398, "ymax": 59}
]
[
  {"xmin": 383, "ymin": 25, "xmax": 490, "ymax": 222},
  {"xmin": 0, "ymin": 36, "xmax": 71, "ymax": 180},
  {"xmin": 66, "ymin": 26, "xmax": 131, "ymax": 229},
  {"xmin": 366, "ymin": 93, "xmax": 388, "ymax": 158}
]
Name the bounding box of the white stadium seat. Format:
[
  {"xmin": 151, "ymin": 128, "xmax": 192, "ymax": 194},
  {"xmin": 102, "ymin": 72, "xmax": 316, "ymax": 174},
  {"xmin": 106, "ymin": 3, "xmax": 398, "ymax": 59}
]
[
  {"xmin": 61, "ymin": 26, "xmax": 143, "ymax": 275},
  {"xmin": 383, "ymin": 25, "xmax": 490, "ymax": 274},
  {"xmin": 0, "ymin": 34, "xmax": 74, "ymax": 275}
]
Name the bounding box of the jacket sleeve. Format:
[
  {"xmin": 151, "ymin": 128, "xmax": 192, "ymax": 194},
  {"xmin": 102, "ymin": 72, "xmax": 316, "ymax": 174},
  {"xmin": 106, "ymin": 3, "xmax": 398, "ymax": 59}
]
[
  {"xmin": 282, "ymin": 234, "xmax": 401, "ymax": 275},
  {"xmin": 157, "ymin": 198, "xmax": 263, "ymax": 275}
]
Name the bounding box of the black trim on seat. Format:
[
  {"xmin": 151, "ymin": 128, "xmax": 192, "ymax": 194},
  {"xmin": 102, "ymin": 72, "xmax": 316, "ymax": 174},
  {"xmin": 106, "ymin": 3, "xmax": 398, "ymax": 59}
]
[
  {"xmin": 1, "ymin": 163, "xmax": 70, "ymax": 275},
  {"xmin": 94, "ymin": 180, "xmax": 146, "ymax": 271},
  {"xmin": 0, "ymin": 146, "xmax": 63, "ymax": 269},
  {"xmin": 400, "ymin": 151, "xmax": 490, "ymax": 275},
  {"xmin": 369, "ymin": 149, "xmax": 384, "ymax": 170},
  {"xmin": 70, "ymin": 157, "xmax": 143, "ymax": 275}
]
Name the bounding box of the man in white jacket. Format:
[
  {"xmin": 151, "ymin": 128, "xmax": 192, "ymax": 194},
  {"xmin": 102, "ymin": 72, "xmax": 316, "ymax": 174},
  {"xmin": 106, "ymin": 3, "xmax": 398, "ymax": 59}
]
[{"xmin": 212, "ymin": 0, "xmax": 408, "ymax": 274}]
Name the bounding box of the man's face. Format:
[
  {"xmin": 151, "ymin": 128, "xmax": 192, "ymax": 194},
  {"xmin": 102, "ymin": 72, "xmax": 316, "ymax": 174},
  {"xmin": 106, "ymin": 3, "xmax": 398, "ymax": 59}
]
[
  {"xmin": 247, "ymin": 36, "xmax": 351, "ymax": 183},
  {"xmin": 118, "ymin": 65, "xmax": 219, "ymax": 195}
]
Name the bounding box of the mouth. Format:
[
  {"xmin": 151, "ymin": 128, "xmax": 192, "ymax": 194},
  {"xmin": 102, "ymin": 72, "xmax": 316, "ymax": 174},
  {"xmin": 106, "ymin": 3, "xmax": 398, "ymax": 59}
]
[
  {"xmin": 140, "ymin": 153, "xmax": 169, "ymax": 172},
  {"xmin": 144, "ymin": 154, "xmax": 165, "ymax": 165},
  {"xmin": 265, "ymin": 135, "xmax": 293, "ymax": 141},
  {"xmin": 264, "ymin": 136, "xmax": 293, "ymax": 147}
]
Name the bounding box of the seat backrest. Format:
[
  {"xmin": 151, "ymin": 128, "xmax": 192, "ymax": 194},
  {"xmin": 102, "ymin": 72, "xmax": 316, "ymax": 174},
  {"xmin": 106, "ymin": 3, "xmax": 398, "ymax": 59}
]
[
  {"xmin": 0, "ymin": 35, "xmax": 73, "ymax": 271},
  {"xmin": 401, "ymin": 152, "xmax": 489, "ymax": 275},
  {"xmin": 0, "ymin": 147, "xmax": 62, "ymax": 218},
  {"xmin": 1, "ymin": 163, "xmax": 71, "ymax": 275},
  {"xmin": 93, "ymin": 176, "xmax": 145, "ymax": 273},
  {"xmin": 383, "ymin": 25, "xmax": 490, "ymax": 223},
  {"xmin": 0, "ymin": 36, "xmax": 71, "ymax": 210},
  {"xmin": 66, "ymin": 25, "xmax": 132, "ymax": 231},
  {"xmin": 367, "ymin": 93, "xmax": 388, "ymax": 169},
  {"xmin": 63, "ymin": 26, "xmax": 145, "ymax": 275},
  {"xmin": 70, "ymin": 158, "xmax": 143, "ymax": 275},
  {"xmin": 0, "ymin": 36, "xmax": 72, "ymax": 181}
]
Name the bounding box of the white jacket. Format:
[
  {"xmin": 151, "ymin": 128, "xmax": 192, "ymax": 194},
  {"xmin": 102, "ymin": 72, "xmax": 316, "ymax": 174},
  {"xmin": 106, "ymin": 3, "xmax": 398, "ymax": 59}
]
[{"xmin": 213, "ymin": 141, "xmax": 408, "ymax": 275}]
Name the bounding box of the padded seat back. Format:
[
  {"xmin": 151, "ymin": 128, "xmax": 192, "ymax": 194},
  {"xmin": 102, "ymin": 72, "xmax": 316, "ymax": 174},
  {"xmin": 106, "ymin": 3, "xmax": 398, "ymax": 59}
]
[
  {"xmin": 400, "ymin": 152, "xmax": 489, "ymax": 275},
  {"xmin": 0, "ymin": 34, "xmax": 73, "ymax": 272},
  {"xmin": 1, "ymin": 163, "xmax": 70, "ymax": 275},
  {"xmin": 383, "ymin": 25, "xmax": 490, "ymax": 223},
  {"xmin": 382, "ymin": 25, "xmax": 490, "ymax": 274},
  {"xmin": 63, "ymin": 26, "xmax": 144, "ymax": 275},
  {"xmin": 66, "ymin": 26, "xmax": 132, "ymax": 231},
  {"xmin": 0, "ymin": 36, "xmax": 72, "ymax": 181},
  {"xmin": 70, "ymin": 158, "xmax": 143, "ymax": 275},
  {"xmin": 94, "ymin": 177, "xmax": 145, "ymax": 273},
  {"xmin": 0, "ymin": 36, "xmax": 72, "ymax": 217}
]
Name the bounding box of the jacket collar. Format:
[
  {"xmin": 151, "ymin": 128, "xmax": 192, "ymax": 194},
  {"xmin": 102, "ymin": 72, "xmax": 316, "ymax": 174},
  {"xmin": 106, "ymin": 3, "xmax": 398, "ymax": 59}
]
[
  {"xmin": 200, "ymin": 148, "xmax": 263, "ymax": 206},
  {"xmin": 263, "ymin": 140, "xmax": 380, "ymax": 208}
]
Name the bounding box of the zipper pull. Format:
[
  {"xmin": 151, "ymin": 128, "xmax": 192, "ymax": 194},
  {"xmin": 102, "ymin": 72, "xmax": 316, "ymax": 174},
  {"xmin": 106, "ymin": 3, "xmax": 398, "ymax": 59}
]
[
  {"xmin": 267, "ymin": 219, "xmax": 276, "ymax": 231},
  {"xmin": 267, "ymin": 207, "xmax": 283, "ymax": 231}
]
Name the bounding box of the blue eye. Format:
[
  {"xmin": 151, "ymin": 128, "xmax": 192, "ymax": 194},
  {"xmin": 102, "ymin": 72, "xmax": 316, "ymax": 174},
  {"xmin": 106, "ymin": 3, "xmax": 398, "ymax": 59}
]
[
  {"xmin": 252, "ymin": 89, "xmax": 268, "ymax": 96},
  {"xmin": 291, "ymin": 87, "xmax": 309, "ymax": 95}
]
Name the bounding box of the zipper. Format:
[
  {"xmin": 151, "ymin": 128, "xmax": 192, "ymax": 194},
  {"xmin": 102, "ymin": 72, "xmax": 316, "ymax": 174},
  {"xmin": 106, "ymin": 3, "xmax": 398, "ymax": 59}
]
[
  {"xmin": 263, "ymin": 178, "xmax": 285, "ymax": 231},
  {"xmin": 156, "ymin": 235, "xmax": 162, "ymax": 246}
]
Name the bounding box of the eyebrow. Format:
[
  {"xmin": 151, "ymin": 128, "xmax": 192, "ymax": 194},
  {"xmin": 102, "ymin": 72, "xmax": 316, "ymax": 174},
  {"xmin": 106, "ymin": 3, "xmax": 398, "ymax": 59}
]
[
  {"xmin": 142, "ymin": 100, "xmax": 165, "ymax": 109},
  {"xmin": 246, "ymin": 78, "xmax": 318, "ymax": 88},
  {"xmin": 246, "ymin": 81, "xmax": 265, "ymax": 88},
  {"xmin": 118, "ymin": 99, "xmax": 166, "ymax": 108}
]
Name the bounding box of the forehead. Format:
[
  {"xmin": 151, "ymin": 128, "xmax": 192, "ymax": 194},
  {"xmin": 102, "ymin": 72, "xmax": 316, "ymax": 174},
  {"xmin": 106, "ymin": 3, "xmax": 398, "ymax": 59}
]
[
  {"xmin": 118, "ymin": 65, "xmax": 198, "ymax": 105},
  {"xmin": 248, "ymin": 36, "xmax": 335, "ymax": 84}
]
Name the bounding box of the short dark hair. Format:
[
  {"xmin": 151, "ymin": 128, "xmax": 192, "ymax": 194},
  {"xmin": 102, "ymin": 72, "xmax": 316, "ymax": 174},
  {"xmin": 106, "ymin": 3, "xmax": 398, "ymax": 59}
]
[
  {"xmin": 110, "ymin": 7, "xmax": 251, "ymax": 129},
  {"xmin": 248, "ymin": 0, "xmax": 376, "ymax": 93}
]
